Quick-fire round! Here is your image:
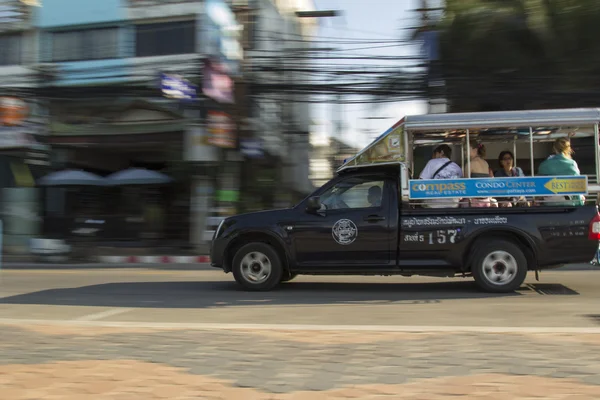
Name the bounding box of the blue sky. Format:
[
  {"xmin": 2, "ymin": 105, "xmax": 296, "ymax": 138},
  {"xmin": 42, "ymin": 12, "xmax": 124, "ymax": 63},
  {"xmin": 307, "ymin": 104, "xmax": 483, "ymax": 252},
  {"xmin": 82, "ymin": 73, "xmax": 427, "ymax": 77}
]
[{"xmin": 311, "ymin": 0, "xmax": 427, "ymax": 149}]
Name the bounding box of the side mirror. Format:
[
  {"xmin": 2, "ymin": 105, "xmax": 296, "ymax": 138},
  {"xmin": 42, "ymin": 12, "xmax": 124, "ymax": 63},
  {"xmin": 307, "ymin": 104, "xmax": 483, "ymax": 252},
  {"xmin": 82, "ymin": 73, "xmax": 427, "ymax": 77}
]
[{"xmin": 306, "ymin": 196, "xmax": 322, "ymax": 213}]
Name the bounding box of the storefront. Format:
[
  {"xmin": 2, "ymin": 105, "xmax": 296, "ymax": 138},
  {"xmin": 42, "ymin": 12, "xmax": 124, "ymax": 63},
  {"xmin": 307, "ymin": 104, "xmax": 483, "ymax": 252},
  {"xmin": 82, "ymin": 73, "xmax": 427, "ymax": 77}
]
[
  {"xmin": 0, "ymin": 97, "xmax": 50, "ymax": 253},
  {"xmin": 43, "ymin": 98, "xmax": 193, "ymax": 247}
]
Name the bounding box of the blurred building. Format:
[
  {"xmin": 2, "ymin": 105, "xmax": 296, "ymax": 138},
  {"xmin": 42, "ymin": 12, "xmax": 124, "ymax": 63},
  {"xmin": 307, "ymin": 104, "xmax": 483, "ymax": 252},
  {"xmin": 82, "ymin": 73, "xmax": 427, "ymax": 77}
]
[
  {"xmin": 203, "ymin": 0, "xmax": 317, "ymax": 240},
  {"xmin": 309, "ymin": 122, "xmax": 359, "ymax": 188},
  {"xmin": 30, "ymin": 0, "xmax": 207, "ymax": 248},
  {"xmin": 235, "ymin": 0, "xmax": 316, "ymax": 210},
  {"xmin": 0, "ymin": 0, "xmax": 315, "ymax": 254},
  {"xmin": 0, "ymin": 0, "xmax": 50, "ymax": 253}
]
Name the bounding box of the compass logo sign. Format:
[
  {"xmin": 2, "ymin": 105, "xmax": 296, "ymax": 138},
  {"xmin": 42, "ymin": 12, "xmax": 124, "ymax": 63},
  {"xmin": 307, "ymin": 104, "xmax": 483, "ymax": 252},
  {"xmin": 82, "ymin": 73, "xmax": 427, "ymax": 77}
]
[{"xmin": 332, "ymin": 219, "xmax": 358, "ymax": 245}]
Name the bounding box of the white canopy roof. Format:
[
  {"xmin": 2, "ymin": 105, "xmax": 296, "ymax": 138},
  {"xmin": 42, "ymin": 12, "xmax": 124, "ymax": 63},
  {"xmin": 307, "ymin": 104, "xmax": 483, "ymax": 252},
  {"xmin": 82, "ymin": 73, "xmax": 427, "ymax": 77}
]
[
  {"xmin": 405, "ymin": 108, "xmax": 600, "ymax": 131},
  {"xmin": 338, "ymin": 108, "xmax": 600, "ymax": 172}
]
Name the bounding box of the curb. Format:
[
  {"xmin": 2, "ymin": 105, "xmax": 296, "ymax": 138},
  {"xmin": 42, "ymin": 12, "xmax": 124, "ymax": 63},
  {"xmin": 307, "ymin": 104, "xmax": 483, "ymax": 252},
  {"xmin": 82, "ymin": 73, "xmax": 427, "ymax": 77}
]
[
  {"xmin": 95, "ymin": 255, "xmax": 211, "ymax": 264},
  {"xmin": 1, "ymin": 255, "xmax": 213, "ymax": 270},
  {"xmin": 1, "ymin": 263, "xmax": 215, "ymax": 270}
]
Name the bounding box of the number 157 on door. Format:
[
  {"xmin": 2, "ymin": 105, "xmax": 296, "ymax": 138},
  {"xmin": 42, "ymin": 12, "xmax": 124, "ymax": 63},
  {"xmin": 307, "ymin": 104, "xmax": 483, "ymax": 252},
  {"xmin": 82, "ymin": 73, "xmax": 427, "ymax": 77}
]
[{"xmin": 428, "ymin": 229, "xmax": 458, "ymax": 245}]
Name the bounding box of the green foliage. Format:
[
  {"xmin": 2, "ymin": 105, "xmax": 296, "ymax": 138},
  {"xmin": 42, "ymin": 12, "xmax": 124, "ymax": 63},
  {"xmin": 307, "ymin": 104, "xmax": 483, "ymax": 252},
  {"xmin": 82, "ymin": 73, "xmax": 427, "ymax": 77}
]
[{"xmin": 437, "ymin": 0, "xmax": 600, "ymax": 110}]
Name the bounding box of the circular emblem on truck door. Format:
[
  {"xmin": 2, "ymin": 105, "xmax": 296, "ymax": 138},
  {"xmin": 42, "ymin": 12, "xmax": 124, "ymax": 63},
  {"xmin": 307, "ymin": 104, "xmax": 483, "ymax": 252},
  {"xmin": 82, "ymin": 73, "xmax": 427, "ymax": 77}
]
[{"xmin": 332, "ymin": 219, "xmax": 358, "ymax": 245}]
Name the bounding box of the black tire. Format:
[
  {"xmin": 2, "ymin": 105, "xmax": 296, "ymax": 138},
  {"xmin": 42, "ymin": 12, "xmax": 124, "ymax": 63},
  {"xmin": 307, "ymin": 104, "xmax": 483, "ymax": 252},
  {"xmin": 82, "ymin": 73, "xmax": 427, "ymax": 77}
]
[
  {"xmin": 471, "ymin": 240, "xmax": 528, "ymax": 293},
  {"xmin": 232, "ymin": 243, "xmax": 283, "ymax": 291},
  {"xmin": 280, "ymin": 273, "xmax": 298, "ymax": 283}
]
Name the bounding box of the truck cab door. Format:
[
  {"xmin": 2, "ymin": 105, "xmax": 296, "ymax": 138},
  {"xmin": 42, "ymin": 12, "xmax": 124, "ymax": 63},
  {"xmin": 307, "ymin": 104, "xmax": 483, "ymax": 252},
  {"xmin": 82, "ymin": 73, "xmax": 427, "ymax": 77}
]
[
  {"xmin": 399, "ymin": 209, "xmax": 465, "ymax": 267},
  {"xmin": 290, "ymin": 175, "xmax": 395, "ymax": 269}
]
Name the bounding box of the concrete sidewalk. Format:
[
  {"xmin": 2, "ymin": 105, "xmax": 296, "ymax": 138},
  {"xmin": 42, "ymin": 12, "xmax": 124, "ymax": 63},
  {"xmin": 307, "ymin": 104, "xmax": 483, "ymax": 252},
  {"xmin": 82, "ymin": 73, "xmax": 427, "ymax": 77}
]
[{"xmin": 2, "ymin": 322, "xmax": 600, "ymax": 399}]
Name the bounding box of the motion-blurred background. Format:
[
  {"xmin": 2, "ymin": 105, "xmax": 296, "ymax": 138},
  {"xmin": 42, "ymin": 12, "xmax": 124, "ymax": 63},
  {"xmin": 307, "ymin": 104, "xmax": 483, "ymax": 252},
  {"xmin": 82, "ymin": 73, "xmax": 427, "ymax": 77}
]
[{"xmin": 0, "ymin": 0, "xmax": 598, "ymax": 260}]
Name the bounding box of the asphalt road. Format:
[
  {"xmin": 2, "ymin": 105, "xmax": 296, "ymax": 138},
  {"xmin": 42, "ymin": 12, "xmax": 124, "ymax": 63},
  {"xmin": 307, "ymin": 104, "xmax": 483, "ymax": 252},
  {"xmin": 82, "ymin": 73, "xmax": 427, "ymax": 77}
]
[
  {"xmin": 1, "ymin": 268, "xmax": 600, "ymax": 328},
  {"xmin": 3, "ymin": 268, "xmax": 600, "ymax": 399}
]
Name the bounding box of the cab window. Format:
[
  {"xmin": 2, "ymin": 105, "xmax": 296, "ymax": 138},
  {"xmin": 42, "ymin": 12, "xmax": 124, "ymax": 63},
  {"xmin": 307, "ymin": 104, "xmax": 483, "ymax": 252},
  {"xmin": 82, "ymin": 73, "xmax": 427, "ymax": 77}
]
[{"xmin": 320, "ymin": 177, "xmax": 385, "ymax": 210}]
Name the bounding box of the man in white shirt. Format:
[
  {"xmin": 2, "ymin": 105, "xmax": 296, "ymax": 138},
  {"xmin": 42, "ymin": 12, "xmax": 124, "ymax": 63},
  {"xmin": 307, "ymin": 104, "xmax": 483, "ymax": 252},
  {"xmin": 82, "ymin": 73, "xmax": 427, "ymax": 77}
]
[{"xmin": 419, "ymin": 144, "xmax": 463, "ymax": 208}]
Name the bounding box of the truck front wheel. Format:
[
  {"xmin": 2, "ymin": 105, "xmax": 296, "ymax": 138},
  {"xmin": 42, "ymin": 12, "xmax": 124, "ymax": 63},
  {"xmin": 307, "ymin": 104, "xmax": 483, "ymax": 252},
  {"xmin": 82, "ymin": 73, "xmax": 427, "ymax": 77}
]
[
  {"xmin": 232, "ymin": 243, "xmax": 283, "ymax": 291},
  {"xmin": 471, "ymin": 240, "xmax": 528, "ymax": 293}
]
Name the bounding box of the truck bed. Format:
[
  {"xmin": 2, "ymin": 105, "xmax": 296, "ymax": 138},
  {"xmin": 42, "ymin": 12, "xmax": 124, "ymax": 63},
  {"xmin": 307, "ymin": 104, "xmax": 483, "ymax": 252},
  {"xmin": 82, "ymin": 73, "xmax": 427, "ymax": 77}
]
[{"xmin": 399, "ymin": 205, "xmax": 599, "ymax": 269}]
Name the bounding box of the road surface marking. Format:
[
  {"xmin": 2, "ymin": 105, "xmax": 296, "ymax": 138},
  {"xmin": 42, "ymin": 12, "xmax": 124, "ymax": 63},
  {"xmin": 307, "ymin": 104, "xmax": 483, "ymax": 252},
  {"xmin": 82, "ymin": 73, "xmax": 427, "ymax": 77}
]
[
  {"xmin": 75, "ymin": 308, "xmax": 134, "ymax": 321},
  {"xmin": 1, "ymin": 318, "xmax": 600, "ymax": 334}
]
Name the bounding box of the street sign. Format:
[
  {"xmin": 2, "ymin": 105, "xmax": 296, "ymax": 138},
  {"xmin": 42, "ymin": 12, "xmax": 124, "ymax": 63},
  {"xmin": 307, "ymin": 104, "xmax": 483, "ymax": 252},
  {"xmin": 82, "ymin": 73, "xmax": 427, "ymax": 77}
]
[
  {"xmin": 206, "ymin": 111, "xmax": 236, "ymax": 148},
  {"xmin": 204, "ymin": 0, "xmax": 243, "ymax": 76},
  {"xmin": 409, "ymin": 176, "xmax": 588, "ymax": 199},
  {"xmin": 202, "ymin": 60, "xmax": 234, "ymax": 104},
  {"xmin": 0, "ymin": 97, "xmax": 28, "ymax": 126},
  {"xmin": 240, "ymin": 138, "xmax": 263, "ymax": 158},
  {"xmin": 160, "ymin": 73, "xmax": 197, "ymax": 101}
]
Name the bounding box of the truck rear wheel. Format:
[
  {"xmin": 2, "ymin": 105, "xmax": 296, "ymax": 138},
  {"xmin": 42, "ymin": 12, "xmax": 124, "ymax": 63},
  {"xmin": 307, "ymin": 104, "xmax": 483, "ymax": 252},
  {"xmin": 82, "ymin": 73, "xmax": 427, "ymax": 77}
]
[
  {"xmin": 232, "ymin": 243, "xmax": 283, "ymax": 291},
  {"xmin": 471, "ymin": 240, "xmax": 528, "ymax": 293}
]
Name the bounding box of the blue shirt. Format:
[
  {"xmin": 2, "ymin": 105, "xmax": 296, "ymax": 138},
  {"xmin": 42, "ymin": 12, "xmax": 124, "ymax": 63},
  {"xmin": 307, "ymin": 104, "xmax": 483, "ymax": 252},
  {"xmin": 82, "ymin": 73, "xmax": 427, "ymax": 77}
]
[{"xmin": 494, "ymin": 167, "xmax": 524, "ymax": 177}]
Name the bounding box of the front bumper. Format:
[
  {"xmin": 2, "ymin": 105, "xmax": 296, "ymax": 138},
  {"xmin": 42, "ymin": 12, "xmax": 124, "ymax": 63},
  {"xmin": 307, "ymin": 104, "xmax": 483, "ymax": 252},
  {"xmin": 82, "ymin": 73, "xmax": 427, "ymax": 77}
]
[{"xmin": 209, "ymin": 237, "xmax": 228, "ymax": 271}]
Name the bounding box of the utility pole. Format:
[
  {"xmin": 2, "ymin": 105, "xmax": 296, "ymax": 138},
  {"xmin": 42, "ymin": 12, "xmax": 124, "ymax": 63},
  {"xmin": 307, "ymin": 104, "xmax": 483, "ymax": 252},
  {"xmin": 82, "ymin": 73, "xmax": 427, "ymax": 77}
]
[
  {"xmin": 334, "ymin": 92, "xmax": 343, "ymax": 168},
  {"xmin": 417, "ymin": 0, "xmax": 447, "ymax": 114},
  {"xmin": 420, "ymin": 0, "xmax": 429, "ymax": 26},
  {"xmin": 290, "ymin": 9, "xmax": 343, "ymax": 195}
]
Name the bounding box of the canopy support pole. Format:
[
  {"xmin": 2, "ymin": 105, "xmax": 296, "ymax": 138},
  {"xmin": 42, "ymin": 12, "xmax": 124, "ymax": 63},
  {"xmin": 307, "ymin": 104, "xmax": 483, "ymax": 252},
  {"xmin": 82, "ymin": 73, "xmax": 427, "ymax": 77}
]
[
  {"xmin": 595, "ymin": 123, "xmax": 600, "ymax": 184},
  {"xmin": 460, "ymin": 139, "xmax": 465, "ymax": 172},
  {"xmin": 513, "ymin": 136, "xmax": 517, "ymax": 167},
  {"xmin": 466, "ymin": 129, "xmax": 471, "ymax": 178},
  {"xmin": 529, "ymin": 127, "xmax": 534, "ymax": 176}
]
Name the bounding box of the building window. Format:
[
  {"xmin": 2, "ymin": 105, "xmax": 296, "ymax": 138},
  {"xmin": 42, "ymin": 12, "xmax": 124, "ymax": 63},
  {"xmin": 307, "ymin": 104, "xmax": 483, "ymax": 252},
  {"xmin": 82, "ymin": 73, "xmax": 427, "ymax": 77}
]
[
  {"xmin": 51, "ymin": 28, "xmax": 120, "ymax": 62},
  {"xmin": 135, "ymin": 21, "xmax": 196, "ymax": 57},
  {"xmin": 0, "ymin": 34, "xmax": 21, "ymax": 66}
]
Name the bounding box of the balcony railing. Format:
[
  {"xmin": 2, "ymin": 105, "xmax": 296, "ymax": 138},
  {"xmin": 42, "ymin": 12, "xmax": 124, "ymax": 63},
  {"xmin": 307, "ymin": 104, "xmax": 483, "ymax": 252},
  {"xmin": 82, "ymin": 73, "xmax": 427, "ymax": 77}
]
[
  {"xmin": 0, "ymin": 0, "xmax": 32, "ymax": 30},
  {"xmin": 126, "ymin": 0, "xmax": 199, "ymax": 7}
]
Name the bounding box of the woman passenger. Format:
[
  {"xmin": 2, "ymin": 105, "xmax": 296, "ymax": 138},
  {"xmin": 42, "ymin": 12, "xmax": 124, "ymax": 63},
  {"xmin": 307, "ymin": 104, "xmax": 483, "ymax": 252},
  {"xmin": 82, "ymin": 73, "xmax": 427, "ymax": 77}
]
[
  {"xmin": 466, "ymin": 141, "xmax": 497, "ymax": 207},
  {"xmin": 537, "ymin": 137, "xmax": 584, "ymax": 206},
  {"xmin": 494, "ymin": 150, "xmax": 524, "ymax": 177},
  {"xmin": 469, "ymin": 141, "xmax": 492, "ymax": 178},
  {"xmin": 538, "ymin": 137, "xmax": 580, "ymax": 176},
  {"xmin": 494, "ymin": 150, "xmax": 528, "ymax": 207}
]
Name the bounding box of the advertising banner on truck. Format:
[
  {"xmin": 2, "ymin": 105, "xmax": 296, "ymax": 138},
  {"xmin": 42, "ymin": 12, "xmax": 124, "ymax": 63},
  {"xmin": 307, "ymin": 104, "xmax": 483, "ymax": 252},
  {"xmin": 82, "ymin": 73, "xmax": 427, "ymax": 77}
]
[
  {"xmin": 354, "ymin": 123, "xmax": 405, "ymax": 165},
  {"xmin": 337, "ymin": 118, "xmax": 407, "ymax": 171},
  {"xmin": 409, "ymin": 176, "xmax": 588, "ymax": 199}
]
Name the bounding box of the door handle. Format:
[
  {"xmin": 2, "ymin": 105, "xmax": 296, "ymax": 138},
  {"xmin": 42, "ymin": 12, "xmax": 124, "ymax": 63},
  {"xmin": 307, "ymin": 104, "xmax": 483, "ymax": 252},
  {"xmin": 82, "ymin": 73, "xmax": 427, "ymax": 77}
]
[{"xmin": 364, "ymin": 215, "xmax": 385, "ymax": 222}]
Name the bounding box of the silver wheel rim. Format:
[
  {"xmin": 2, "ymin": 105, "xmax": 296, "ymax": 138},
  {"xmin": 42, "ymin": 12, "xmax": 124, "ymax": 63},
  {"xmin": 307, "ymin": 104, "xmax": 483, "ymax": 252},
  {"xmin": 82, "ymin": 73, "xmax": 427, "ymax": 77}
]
[
  {"xmin": 240, "ymin": 251, "xmax": 272, "ymax": 284},
  {"xmin": 481, "ymin": 250, "xmax": 518, "ymax": 286}
]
